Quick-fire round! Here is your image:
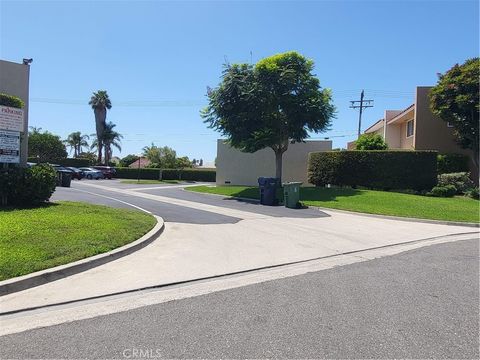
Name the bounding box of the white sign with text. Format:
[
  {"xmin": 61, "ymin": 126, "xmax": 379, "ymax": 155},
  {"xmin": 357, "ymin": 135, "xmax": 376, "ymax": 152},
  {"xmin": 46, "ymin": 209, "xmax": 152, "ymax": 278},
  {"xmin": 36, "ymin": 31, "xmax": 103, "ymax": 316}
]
[
  {"xmin": 0, "ymin": 105, "xmax": 24, "ymax": 132},
  {"xmin": 0, "ymin": 130, "xmax": 20, "ymax": 163}
]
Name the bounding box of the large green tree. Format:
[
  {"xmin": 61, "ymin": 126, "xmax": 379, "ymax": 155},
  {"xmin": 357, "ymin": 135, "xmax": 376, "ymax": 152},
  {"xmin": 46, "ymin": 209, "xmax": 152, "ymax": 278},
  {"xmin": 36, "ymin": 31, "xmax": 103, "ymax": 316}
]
[
  {"xmin": 89, "ymin": 90, "xmax": 112, "ymax": 164},
  {"xmin": 202, "ymin": 51, "xmax": 335, "ymax": 180},
  {"xmin": 430, "ymin": 58, "xmax": 479, "ymax": 172},
  {"xmin": 64, "ymin": 131, "xmax": 89, "ymax": 157},
  {"xmin": 142, "ymin": 144, "xmax": 178, "ymax": 168},
  {"xmin": 28, "ymin": 129, "xmax": 67, "ymax": 163}
]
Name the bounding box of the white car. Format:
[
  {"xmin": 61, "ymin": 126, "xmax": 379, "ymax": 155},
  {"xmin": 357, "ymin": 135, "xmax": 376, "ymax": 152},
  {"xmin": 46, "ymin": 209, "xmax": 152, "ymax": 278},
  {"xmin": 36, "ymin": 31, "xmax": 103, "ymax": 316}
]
[{"xmin": 78, "ymin": 167, "xmax": 104, "ymax": 180}]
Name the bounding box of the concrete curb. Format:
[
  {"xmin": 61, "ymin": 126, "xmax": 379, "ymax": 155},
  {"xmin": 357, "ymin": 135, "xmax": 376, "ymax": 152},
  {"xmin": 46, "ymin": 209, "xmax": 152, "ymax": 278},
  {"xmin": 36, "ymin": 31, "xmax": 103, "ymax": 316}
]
[
  {"xmin": 0, "ymin": 215, "xmax": 165, "ymax": 297},
  {"xmin": 184, "ymin": 189, "xmax": 479, "ymax": 228}
]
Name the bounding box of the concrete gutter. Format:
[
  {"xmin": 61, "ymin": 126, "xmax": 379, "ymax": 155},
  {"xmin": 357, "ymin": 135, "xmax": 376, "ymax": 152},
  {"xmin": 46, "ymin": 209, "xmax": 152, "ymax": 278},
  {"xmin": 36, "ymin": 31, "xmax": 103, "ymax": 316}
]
[{"xmin": 0, "ymin": 216, "xmax": 165, "ymax": 296}]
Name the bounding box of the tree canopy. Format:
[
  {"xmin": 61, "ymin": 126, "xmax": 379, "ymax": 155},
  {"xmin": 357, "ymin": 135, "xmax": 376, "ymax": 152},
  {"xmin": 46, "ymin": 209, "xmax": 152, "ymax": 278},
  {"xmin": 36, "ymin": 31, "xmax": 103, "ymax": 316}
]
[
  {"xmin": 28, "ymin": 129, "xmax": 67, "ymax": 163},
  {"xmin": 355, "ymin": 134, "xmax": 388, "ymax": 150},
  {"xmin": 202, "ymin": 51, "xmax": 335, "ymax": 180},
  {"xmin": 430, "ymin": 58, "xmax": 479, "ymax": 170}
]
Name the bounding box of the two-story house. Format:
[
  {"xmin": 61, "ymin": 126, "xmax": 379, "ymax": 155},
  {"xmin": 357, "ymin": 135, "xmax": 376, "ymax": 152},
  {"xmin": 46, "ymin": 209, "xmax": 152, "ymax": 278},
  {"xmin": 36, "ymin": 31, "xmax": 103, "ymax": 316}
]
[{"xmin": 355, "ymin": 86, "xmax": 476, "ymax": 178}]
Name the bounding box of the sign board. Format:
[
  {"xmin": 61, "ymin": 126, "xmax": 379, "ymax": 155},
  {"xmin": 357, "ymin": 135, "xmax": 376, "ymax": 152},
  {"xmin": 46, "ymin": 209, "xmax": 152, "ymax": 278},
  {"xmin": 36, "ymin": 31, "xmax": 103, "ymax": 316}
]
[
  {"xmin": 0, "ymin": 130, "xmax": 20, "ymax": 164},
  {"xmin": 0, "ymin": 105, "xmax": 24, "ymax": 132}
]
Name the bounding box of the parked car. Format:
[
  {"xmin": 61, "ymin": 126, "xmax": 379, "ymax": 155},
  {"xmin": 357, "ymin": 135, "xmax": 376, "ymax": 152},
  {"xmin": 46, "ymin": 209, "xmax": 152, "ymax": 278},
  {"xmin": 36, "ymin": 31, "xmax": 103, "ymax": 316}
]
[
  {"xmin": 92, "ymin": 166, "xmax": 116, "ymax": 179},
  {"xmin": 78, "ymin": 167, "xmax": 104, "ymax": 180},
  {"xmin": 65, "ymin": 167, "xmax": 85, "ymax": 180}
]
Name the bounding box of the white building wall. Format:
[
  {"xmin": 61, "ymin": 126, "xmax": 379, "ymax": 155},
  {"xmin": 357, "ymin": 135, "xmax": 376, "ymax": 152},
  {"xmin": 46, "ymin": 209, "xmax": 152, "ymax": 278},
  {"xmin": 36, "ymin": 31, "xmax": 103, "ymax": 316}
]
[{"xmin": 216, "ymin": 139, "xmax": 332, "ymax": 186}]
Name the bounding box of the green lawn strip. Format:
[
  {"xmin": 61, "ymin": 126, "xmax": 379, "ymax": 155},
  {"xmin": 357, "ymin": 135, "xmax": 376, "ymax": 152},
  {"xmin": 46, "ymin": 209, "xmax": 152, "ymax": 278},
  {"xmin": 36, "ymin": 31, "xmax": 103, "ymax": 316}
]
[
  {"xmin": 0, "ymin": 201, "xmax": 156, "ymax": 281},
  {"xmin": 120, "ymin": 179, "xmax": 180, "ymax": 184},
  {"xmin": 187, "ymin": 185, "xmax": 480, "ymax": 223}
]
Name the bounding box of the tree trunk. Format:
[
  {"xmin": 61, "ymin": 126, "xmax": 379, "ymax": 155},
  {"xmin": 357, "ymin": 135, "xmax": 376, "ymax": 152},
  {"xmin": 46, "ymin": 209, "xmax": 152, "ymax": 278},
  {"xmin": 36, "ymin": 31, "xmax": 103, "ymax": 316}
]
[
  {"xmin": 275, "ymin": 150, "xmax": 283, "ymax": 182},
  {"xmin": 94, "ymin": 108, "xmax": 106, "ymax": 164}
]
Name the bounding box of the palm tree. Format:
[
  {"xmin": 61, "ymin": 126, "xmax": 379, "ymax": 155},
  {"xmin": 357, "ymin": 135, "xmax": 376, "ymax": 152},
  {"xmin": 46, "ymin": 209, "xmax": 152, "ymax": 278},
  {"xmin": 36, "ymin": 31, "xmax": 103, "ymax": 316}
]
[
  {"xmin": 64, "ymin": 131, "xmax": 89, "ymax": 157},
  {"xmin": 88, "ymin": 90, "xmax": 112, "ymax": 164},
  {"xmin": 102, "ymin": 122, "xmax": 123, "ymax": 165}
]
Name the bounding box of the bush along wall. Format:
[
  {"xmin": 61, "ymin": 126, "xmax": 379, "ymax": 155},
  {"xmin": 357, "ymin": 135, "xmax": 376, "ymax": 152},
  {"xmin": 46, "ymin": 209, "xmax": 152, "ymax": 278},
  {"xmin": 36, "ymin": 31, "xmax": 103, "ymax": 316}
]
[
  {"xmin": 114, "ymin": 167, "xmax": 216, "ymax": 182},
  {"xmin": 437, "ymin": 153, "xmax": 469, "ymax": 174},
  {"xmin": 308, "ymin": 150, "xmax": 438, "ymax": 191}
]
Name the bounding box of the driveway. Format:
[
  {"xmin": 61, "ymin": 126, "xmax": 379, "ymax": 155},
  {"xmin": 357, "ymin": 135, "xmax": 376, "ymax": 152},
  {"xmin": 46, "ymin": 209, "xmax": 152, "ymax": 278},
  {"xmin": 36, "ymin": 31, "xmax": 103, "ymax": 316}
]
[{"xmin": 1, "ymin": 180, "xmax": 478, "ymax": 318}]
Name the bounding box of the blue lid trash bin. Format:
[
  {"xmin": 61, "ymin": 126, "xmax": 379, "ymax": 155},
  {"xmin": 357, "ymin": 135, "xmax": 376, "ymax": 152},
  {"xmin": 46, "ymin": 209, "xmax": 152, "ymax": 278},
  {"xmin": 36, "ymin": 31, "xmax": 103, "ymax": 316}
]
[{"xmin": 258, "ymin": 177, "xmax": 279, "ymax": 206}]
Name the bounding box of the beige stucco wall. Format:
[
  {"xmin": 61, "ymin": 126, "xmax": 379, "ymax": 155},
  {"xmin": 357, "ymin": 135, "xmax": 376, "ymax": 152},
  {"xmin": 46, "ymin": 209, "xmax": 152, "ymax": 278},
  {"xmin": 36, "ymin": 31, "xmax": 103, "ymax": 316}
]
[
  {"xmin": 399, "ymin": 121, "xmax": 414, "ymax": 149},
  {"xmin": 0, "ymin": 60, "xmax": 30, "ymax": 166},
  {"xmin": 414, "ymin": 86, "xmax": 471, "ymax": 155},
  {"xmin": 216, "ymin": 139, "xmax": 332, "ymax": 186}
]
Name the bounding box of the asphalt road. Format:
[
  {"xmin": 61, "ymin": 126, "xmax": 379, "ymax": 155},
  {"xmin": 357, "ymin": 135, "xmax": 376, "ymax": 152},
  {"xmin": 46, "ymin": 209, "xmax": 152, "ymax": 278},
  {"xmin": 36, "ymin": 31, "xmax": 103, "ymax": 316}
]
[
  {"xmin": 1, "ymin": 239, "xmax": 477, "ymax": 359},
  {"xmin": 51, "ymin": 181, "xmax": 328, "ymax": 224}
]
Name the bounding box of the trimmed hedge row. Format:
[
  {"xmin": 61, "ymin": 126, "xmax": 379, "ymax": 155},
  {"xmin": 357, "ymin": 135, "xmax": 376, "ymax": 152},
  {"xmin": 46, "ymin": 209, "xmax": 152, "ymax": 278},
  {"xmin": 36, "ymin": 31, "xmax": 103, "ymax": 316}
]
[
  {"xmin": 115, "ymin": 167, "xmax": 216, "ymax": 182},
  {"xmin": 28, "ymin": 157, "xmax": 92, "ymax": 167},
  {"xmin": 308, "ymin": 150, "xmax": 438, "ymax": 191}
]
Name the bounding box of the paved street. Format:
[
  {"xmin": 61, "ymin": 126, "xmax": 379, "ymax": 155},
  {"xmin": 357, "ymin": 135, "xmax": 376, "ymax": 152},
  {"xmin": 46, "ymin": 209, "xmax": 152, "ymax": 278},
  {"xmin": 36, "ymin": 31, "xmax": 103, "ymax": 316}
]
[
  {"xmin": 1, "ymin": 180, "xmax": 476, "ymax": 314},
  {"xmin": 1, "ymin": 239, "xmax": 478, "ymax": 359}
]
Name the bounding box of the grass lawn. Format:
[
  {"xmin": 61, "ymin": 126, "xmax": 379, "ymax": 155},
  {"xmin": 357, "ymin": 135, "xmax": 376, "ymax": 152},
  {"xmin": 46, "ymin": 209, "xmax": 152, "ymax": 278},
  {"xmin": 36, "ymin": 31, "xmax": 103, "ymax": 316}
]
[
  {"xmin": 0, "ymin": 201, "xmax": 156, "ymax": 281},
  {"xmin": 187, "ymin": 185, "xmax": 480, "ymax": 223},
  {"xmin": 120, "ymin": 179, "xmax": 180, "ymax": 184}
]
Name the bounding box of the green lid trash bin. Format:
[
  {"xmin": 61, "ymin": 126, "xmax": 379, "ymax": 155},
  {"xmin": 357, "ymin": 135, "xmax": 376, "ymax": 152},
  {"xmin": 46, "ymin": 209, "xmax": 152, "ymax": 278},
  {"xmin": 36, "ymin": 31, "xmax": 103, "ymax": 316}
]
[{"xmin": 283, "ymin": 182, "xmax": 302, "ymax": 208}]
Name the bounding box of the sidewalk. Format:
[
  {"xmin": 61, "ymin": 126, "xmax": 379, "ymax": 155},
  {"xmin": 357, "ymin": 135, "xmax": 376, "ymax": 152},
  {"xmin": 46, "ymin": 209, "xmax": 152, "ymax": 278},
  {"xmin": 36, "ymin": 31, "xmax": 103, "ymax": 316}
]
[{"xmin": 1, "ymin": 181, "xmax": 477, "ymax": 314}]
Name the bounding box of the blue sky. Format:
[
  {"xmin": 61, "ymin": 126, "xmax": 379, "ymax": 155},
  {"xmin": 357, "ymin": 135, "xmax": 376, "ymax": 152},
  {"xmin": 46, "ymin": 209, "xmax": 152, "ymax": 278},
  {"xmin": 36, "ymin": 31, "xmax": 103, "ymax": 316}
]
[{"xmin": 1, "ymin": 0, "xmax": 478, "ymax": 162}]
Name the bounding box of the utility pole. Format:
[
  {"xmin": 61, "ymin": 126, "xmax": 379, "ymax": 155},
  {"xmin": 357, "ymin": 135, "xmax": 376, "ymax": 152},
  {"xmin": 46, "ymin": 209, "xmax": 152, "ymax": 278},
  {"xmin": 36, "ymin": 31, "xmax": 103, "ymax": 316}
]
[{"xmin": 350, "ymin": 90, "xmax": 374, "ymax": 138}]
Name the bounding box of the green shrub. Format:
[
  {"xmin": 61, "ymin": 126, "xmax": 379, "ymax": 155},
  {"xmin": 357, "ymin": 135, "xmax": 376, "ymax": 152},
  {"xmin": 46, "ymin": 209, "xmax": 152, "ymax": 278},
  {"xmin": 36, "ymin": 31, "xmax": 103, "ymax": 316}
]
[
  {"xmin": 427, "ymin": 185, "xmax": 457, "ymax": 198},
  {"xmin": 465, "ymin": 187, "xmax": 479, "ymax": 200},
  {"xmin": 437, "ymin": 153, "xmax": 469, "ymax": 174},
  {"xmin": 0, "ymin": 164, "xmax": 57, "ymax": 206},
  {"xmin": 0, "ymin": 93, "xmax": 24, "ymax": 108},
  {"xmin": 437, "ymin": 172, "xmax": 474, "ymax": 194},
  {"xmin": 308, "ymin": 150, "xmax": 437, "ymax": 191},
  {"xmin": 114, "ymin": 167, "xmax": 216, "ymax": 182},
  {"xmin": 354, "ymin": 134, "xmax": 388, "ymax": 150}
]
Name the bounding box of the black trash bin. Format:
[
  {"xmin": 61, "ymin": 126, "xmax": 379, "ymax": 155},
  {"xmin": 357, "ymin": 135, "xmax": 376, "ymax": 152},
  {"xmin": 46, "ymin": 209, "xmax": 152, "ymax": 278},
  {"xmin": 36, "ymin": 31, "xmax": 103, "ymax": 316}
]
[
  {"xmin": 258, "ymin": 177, "xmax": 279, "ymax": 206},
  {"xmin": 59, "ymin": 170, "xmax": 72, "ymax": 187}
]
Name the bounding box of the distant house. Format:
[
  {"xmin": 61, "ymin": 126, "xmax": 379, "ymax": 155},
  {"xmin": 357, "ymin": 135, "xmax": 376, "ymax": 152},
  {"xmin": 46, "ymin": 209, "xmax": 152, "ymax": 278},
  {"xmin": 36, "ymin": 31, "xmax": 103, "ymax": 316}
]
[
  {"xmin": 128, "ymin": 157, "xmax": 150, "ymax": 168},
  {"xmin": 350, "ymin": 86, "xmax": 475, "ymax": 176}
]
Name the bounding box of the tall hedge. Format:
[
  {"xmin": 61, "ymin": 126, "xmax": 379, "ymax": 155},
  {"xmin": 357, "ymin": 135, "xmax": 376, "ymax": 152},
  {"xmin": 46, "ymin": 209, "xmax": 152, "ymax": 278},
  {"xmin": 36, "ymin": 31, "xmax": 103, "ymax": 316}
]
[
  {"xmin": 115, "ymin": 167, "xmax": 216, "ymax": 182},
  {"xmin": 27, "ymin": 157, "xmax": 92, "ymax": 167},
  {"xmin": 308, "ymin": 151, "xmax": 437, "ymax": 191}
]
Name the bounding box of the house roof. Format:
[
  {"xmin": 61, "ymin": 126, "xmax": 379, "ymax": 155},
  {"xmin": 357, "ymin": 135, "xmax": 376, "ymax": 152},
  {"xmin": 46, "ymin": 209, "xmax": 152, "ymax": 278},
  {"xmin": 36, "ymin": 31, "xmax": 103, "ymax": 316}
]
[
  {"xmin": 364, "ymin": 118, "xmax": 384, "ymax": 134},
  {"xmin": 387, "ymin": 103, "xmax": 415, "ymax": 124}
]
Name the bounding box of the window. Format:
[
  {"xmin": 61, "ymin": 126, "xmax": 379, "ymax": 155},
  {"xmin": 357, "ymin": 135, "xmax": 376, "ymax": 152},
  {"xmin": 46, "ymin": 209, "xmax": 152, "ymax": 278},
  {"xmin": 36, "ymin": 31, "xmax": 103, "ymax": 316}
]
[{"xmin": 406, "ymin": 120, "xmax": 414, "ymax": 137}]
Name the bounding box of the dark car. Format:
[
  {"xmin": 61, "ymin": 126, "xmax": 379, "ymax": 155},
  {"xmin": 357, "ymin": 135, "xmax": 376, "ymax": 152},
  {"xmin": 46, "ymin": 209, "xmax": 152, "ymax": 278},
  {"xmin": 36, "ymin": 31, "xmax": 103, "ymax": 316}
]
[
  {"xmin": 65, "ymin": 167, "xmax": 85, "ymax": 180},
  {"xmin": 92, "ymin": 166, "xmax": 116, "ymax": 179}
]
